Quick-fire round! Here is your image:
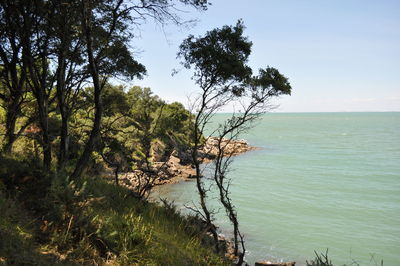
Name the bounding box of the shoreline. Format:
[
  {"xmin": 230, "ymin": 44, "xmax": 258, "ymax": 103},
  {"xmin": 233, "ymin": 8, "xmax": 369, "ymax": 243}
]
[
  {"xmin": 117, "ymin": 136, "xmax": 258, "ymax": 189},
  {"xmin": 108, "ymin": 137, "xmax": 257, "ymax": 264}
]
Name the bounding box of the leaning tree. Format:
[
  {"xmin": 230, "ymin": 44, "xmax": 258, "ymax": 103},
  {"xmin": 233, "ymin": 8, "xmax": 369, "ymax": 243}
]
[{"xmin": 178, "ymin": 20, "xmax": 292, "ymax": 265}]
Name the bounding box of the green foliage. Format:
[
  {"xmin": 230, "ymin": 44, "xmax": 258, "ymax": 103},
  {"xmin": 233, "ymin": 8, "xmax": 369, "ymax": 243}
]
[
  {"xmin": 156, "ymin": 102, "xmax": 192, "ymax": 135},
  {"xmin": 0, "ymin": 155, "xmax": 46, "ymax": 191},
  {"xmin": 102, "ymin": 84, "xmax": 130, "ymax": 117},
  {"xmin": 98, "ymin": 85, "xmax": 194, "ymax": 172},
  {"xmin": 0, "ymin": 155, "xmax": 229, "ymax": 265},
  {"xmin": 178, "ymin": 20, "xmax": 252, "ymax": 86},
  {"xmin": 127, "ymin": 86, "xmax": 164, "ymax": 125},
  {"xmin": 0, "ymin": 105, "xmax": 5, "ymax": 122},
  {"xmin": 46, "ymin": 84, "xmax": 194, "ymax": 176},
  {"xmin": 250, "ymin": 67, "xmax": 292, "ymax": 97}
]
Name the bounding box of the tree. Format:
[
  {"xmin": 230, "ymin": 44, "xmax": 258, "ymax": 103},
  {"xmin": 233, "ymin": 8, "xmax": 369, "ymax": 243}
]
[
  {"xmin": 50, "ymin": 0, "xmax": 88, "ymax": 171},
  {"xmin": 107, "ymin": 86, "xmax": 167, "ymax": 197},
  {"xmin": 1, "ymin": 0, "xmax": 83, "ymax": 169},
  {"xmin": 70, "ymin": 0, "xmax": 211, "ymax": 179},
  {"xmin": 97, "ymin": 85, "xmax": 193, "ymax": 197},
  {"xmin": 1, "ymin": 0, "xmax": 212, "ymax": 175},
  {"xmin": 0, "ymin": 1, "xmax": 29, "ymax": 154},
  {"xmin": 178, "ymin": 20, "xmax": 291, "ymax": 265},
  {"xmin": 19, "ymin": 0, "xmax": 57, "ymax": 171},
  {"xmin": 70, "ymin": 0, "xmax": 146, "ymax": 179}
]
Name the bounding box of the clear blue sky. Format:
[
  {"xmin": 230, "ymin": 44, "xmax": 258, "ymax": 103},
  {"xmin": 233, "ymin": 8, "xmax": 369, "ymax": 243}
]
[{"xmin": 131, "ymin": 0, "xmax": 400, "ymax": 112}]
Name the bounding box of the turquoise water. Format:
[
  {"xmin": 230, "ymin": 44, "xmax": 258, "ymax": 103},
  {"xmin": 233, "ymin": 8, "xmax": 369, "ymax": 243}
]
[{"xmin": 153, "ymin": 112, "xmax": 400, "ymax": 265}]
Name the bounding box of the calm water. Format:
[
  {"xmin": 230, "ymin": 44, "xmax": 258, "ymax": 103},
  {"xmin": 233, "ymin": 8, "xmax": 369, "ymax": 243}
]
[{"xmin": 153, "ymin": 112, "xmax": 400, "ymax": 265}]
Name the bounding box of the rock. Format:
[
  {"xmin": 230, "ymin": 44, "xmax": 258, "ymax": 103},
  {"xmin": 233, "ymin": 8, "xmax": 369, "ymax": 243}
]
[
  {"xmin": 255, "ymin": 261, "xmax": 295, "ymax": 266},
  {"xmin": 168, "ymin": 155, "xmax": 181, "ymax": 165},
  {"xmin": 198, "ymin": 136, "xmax": 256, "ymax": 159},
  {"xmin": 109, "ymin": 136, "xmax": 257, "ymax": 193}
]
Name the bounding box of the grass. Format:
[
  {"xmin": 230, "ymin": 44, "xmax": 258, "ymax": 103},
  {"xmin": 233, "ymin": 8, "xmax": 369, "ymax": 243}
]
[
  {"xmin": 306, "ymin": 249, "xmax": 384, "ymax": 266},
  {"xmin": 0, "ymin": 156, "xmax": 229, "ymax": 265},
  {"xmin": 306, "ymin": 250, "xmax": 333, "ymax": 266}
]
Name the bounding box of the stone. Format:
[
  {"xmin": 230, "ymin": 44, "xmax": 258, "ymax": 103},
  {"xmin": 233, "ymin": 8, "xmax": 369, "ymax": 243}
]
[{"xmin": 255, "ymin": 261, "xmax": 295, "ymax": 266}]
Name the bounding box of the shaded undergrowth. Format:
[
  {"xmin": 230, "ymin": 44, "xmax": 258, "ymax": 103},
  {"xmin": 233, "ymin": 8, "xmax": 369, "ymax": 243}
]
[{"xmin": 0, "ymin": 155, "xmax": 228, "ymax": 265}]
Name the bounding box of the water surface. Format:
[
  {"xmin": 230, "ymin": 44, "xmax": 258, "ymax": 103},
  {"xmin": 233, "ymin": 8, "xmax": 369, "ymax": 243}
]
[{"xmin": 153, "ymin": 112, "xmax": 400, "ymax": 265}]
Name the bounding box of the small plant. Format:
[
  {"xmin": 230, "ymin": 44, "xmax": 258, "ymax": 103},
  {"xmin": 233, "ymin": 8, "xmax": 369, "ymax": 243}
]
[
  {"xmin": 307, "ymin": 249, "xmax": 385, "ymax": 266},
  {"xmin": 307, "ymin": 249, "xmax": 333, "ymax": 266}
]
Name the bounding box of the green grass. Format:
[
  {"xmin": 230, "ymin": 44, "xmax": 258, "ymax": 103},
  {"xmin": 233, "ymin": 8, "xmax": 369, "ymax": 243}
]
[
  {"xmin": 0, "ymin": 157, "xmax": 229, "ymax": 265},
  {"xmin": 0, "ymin": 187, "xmax": 67, "ymax": 265}
]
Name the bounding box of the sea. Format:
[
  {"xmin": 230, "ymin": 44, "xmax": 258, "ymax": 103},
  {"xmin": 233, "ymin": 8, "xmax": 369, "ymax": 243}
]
[{"xmin": 152, "ymin": 112, "xmax": 400, "ymax": 266}]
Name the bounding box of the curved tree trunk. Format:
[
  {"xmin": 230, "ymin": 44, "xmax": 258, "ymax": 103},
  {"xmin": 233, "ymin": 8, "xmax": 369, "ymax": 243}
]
[
  {"xmin": 70, "ymin": 1, "xmax": 103, "ymax": 180},
  {"xmin": 192, "ymin": 113, "xmax": 220, "ymax": 253}
]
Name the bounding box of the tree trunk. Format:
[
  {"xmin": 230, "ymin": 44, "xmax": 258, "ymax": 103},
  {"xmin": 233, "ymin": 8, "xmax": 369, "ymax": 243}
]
[
  {"xmin": 70, "ymin": 1, "xmax": 103, "ymax": 179},
  {"xmin": 192, "ymin": 120, "xmax": 220, "ymax": 253},
  {"xmin": 19, "ymin": 1, "xmax": 52, "ymax": 171},
  {"xmin": 194, "ymin": 162, "xmax": 220, "ymax": 253},
  {"xmin": 114, "ymin": 165, "xmax": 119, "ymax": 186},
  {"xmin": 58, "ymin": 112, "xmax": 69, "ymax": 170},
  {"xmin": 56, "ymin": 48, "xmax": 69, "ymax": 171},
  {"xmin": 3, "ymin": 105, "xmax": 17, "ymax": 154},
  {"xmin": 37, "ymin": 92, "xmax": 51, "ymax": 171},
  {"xmin": 70, "ymin": 86, "xmax": 102, "ymax": 179}
]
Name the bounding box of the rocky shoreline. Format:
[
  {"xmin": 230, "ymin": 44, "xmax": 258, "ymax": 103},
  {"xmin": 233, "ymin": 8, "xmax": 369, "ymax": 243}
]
[
  {"xmin": 105, "ymin": 139, "xmax": 298, "ymax": 265},
  {"xmin": 117, "ymin": 137, "xmax": 257, "ymax": 190},
  {"xmin": 107, "ymin": 137, "xmax": 256, "ymax": 264}
]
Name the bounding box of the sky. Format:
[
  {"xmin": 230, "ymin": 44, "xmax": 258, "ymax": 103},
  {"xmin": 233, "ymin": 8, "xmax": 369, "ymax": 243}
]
[{"xmin": 130, "ymin": 0, "xmax": 400, "ymax": 112}]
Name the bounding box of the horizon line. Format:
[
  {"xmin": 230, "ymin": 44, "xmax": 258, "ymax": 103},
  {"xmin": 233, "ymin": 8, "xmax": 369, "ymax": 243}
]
[{"xmin": 214, "ymin": 111, "xmax": 400, "ymax": 114}]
